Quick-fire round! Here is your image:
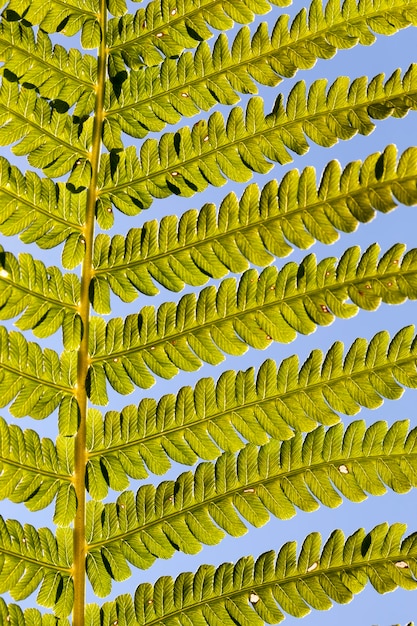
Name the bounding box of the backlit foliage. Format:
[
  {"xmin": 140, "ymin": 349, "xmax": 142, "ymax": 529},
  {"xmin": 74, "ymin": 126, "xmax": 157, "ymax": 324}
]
[{"xmin": 0, "ymin": 0, "xmax": 417, "ymax": 624}]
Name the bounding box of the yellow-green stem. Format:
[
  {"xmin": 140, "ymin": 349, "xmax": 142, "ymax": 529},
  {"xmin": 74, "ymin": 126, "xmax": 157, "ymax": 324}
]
[{"xmin": 72, "ymin": 3, "xmax": 107, "ymax": 624}]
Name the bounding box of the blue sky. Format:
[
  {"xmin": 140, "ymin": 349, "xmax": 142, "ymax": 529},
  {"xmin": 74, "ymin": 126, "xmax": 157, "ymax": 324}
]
[{"xmin": 1, "ymin": 1, "xmax": 417, "ymax": 624}]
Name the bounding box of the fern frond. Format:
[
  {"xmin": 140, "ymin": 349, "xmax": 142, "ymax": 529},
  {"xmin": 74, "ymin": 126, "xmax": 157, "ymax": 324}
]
[
  {"xmin": 85, "ymin": 325, "xmax": 417, "ymax": 484},
  {"xmin": 0, "ymin": 247, "xmax": 81, "ymax": 347},
  {"xmin": 0, "ymin": 327, "xmax": 77, "ymax": 432},
  {"xmin": 0, "ymin": 158, "xmax": 84, "ymax": 249},
  {"xmin": 99, "ymin": 65, "xmax": 417, "ymax": 213},
  {"xmin": 86, "ymin": 522, "xmax": 417, "ymax": 623},
  {"xmin": 106, "ymin": 0, "xmax": 417, "ymax": 143},
  {"xmin": 0, "ymin": 599, "xmax": 71, "ymax": 626},
  {"xmin": 0, "ymin": 78, "xmax": 89, "ymax": 177},
  {"xmin": 107, "ymin": 0, "xmax": 287, "ymax": 69},
  {"xmin": 93, "ymin": 144, "xmax": 417, "ymax": 300},
  {"xmin": 1, "ymin": 0, "xmax": 416, "ymax": 619},
  {"xmin": 0, "ymin": 20, "xmax": 96, "ymax": 115},
  {"xmin": 0, "ymin": 416, "xmax": 74, "ymax": 525},
  {"xmin": 0, "ymin": 517, "xmax": 73, "ymax": 616},
  {"xmin": 88, "ymin": 244, "xmax": 417, "ymax": 401},
  {"xmin": 85, "ymin": 420, "xmax": 417, "ymax": 587}
]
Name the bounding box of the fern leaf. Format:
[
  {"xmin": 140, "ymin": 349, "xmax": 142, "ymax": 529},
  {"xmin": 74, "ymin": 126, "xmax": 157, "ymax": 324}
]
[
  {"xmin": 94, "ymin": 144, "xmax": 417, "ymax": 299},
  {"xmin": 0, "ymin": 247, "xmax": 81, "ymax": 347},
  {"xmin": 106, "ymin": 0, "xmax": 417, "ymax": 144},
  {"xmin": 0, "ymin": 517, "xmax": 73, "ymax": 616},
  {"xmin": 107, "ymin": 0, "xmax": 288, "ymax": 70},
  {"xmin": 0, "ymin": 78, "xmax": 89, "ymax": 177},
  {"xmin": 0, "ymin": 158, "xmax": 84, "ymax": 249},
  {"xmin": 0, "ymin": 20, "xmax": 96, "ymax": 116},
  {"xmin": 0, "ymin": 327, "xmax": 77, "ymax": 431},
  {"xmin": 99, "ymin": 65, "xmax": 417, "ymax": 212},
  {"xmin": 1, "ymin": 0, "xmax": 417, "ymax": 621},
  {"xmin": 85, "ymin": 523, "xmax": 417, "ymax": 623},
  {"xmin": 85, "ymin": 419, "xmax": 417, "ymax": 585},
  {"xmin": 89, "ymin": 245, "xmax": 417, "ymax": 399},
  {"xmin": 0, "ymin": 416, "xmax": 74, "ymax": 524},
  {"xmin": 85, "ymin": 326, "xmax": 417, "ymax": 485}
]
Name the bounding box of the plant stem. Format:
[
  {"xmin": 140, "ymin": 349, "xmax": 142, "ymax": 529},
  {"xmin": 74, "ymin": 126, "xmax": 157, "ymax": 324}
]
[{"xmin": 72, "ymin": 2, "xmax": 107, "ymax": 624}]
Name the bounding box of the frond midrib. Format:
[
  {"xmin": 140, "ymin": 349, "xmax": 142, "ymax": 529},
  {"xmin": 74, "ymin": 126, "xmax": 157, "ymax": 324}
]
[
  {"xmin": 71, "ymin": 0, "xmax": 108, "ymax": 621},
  {"xmin": 90, "ymin": 258, "xmax": 414, "ymax": 362}
]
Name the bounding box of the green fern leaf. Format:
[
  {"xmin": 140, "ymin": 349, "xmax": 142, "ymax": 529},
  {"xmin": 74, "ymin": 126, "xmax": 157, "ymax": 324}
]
[
  {"xmin": 0, "ymin": 21, "xmax": 96, "ymax": 115},
  {"xmin": 0, "ymin": 416, "xmax": 74, "ymax": 522},
  {"xmin": 5, "ymin": 0, "xmax": 99, "ymax": 35},
  {"xmin": 99, "ymin": 65, "xmax": 417, "ymax": 213},
  {"xmin": 93, "ymin": 144, "xmax": 417, "ymax": 299},
  {"xmin": 0, "ymin": 327, "xmax": 76, "ymax": 427},
  {"xmin": 85, "ymin": 420, "xmax": 417, "ymax": 583},
  {"xmin": 88, "ymin": 245, "xmax": 417, "ymax": 398},
  {"xmin": 0, "ymin": 158, "xmax": 84, "ymax": 247},
  {"xmin": 0, "ymin": 246, "xmax": 81, "ymax": 346},
  {"xmin": 84, "ymin": 325, "xmax": 417, "ymax": 488},
  {"xmin": 107, "ymin": 0, "xmax": 289, "ymax": 70},
  {"xmin": 106, "ymin": 0, "xmax": 417, "ymax": 144},
  {"xmin": 0, "ymin": 78, "xmax": 89, "ymax": 176},
  {"xmin": 91, "ymin": 523, "xmax": 417, "ymax": 623},
  {"xmin": 1, "ymin": 0, "xmax": 417, "ymax": 622},
  {"xmin": 0, "ymin": 517, "xmax": 72, "ymax": 615}
]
